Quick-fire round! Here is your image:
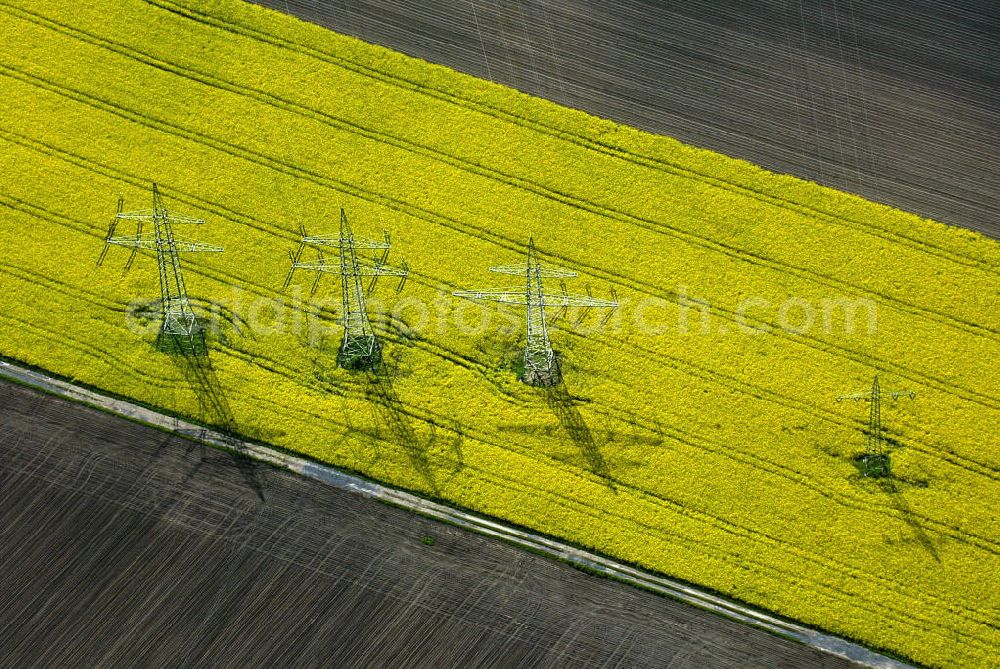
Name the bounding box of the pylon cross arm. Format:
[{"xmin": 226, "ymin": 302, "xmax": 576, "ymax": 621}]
[
  {"xmin": 160, "ymin": 214, "xmax": 205, "ymax": 225},
  {"xmin": 543, "ymin": 293, "xmax": 618, "ymax": 309},
  {"xmin": 489, "ymin": 264, "xmax": 577, "ymax": 278},
  {"xmin": 174, "ymin": 240, "xmax": 224, "ymax": 252},
  {"xmin": 836, "ymin": 392, "xmax": 873, "ymax": 402},
  {"xmin": 453, "ymin": 288, "xmax": 530, "ymax": 305},
  {"xmin": 886, "ymin": 390, "xmax": 917, "ymax": 400},
  {"xmin": 836, "ymin": 390, "xmax": 915, "ymax": 401},
  {"xmin": 116, "ymin": 210, "xmax": 205, "ymax": 225},
  {"xmin": 301, "ymin": 235, "xmax": 389, "ymax": 250},
  {"xmin": 360, "ymin": 262, "xmax": 407, "ymax": 277},
  {"xmin": 107, "ymin": 235, "xmax": 222, "ymax": 252},
  {"xmin": 346, "ymin": 237, "xmax": 390, "ymax": 250},
  {"xmin": 295, "ymin": 260, "xmax": 407, "ymax": 276},
  {"xmin": 453, "ymin": 289, "xmax": 617, "ymax": 309},
  {"xmin": 293, "ymin": 259, "xmax": 343, "ymax": 273},
  {"xmin": 107, "ymin": 236, "xmax": 156, "ymax": 249},
  {"xmin": 114, "ymin": 210, "xmax": 154, "ymax": 221}
]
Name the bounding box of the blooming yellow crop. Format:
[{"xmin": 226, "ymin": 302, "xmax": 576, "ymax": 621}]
[{"xmin": 0, "ymin": 0, "xmax": 997, "ymax": 665}]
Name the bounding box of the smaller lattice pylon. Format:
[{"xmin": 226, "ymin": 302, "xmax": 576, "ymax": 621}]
[
  {"xmin": 284, "ymin": 208, "xmax": 408, "ymax": 370},
  {"xmin": 837, "ymin": 374, "xmax": 915, "ymax": 478},
  {"xmin": 454, "ymin": 238, "xmax": 617, "ymax": 386},
  {"xmin": 98, "ymin": 183, "xmax": 223, "ymax": 355}
]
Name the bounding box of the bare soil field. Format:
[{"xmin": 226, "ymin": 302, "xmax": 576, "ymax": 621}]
[
  {"xmin": 0, "ymin": 380, "xmax": 852, "ymax": 668},
  {"xmin": 253, "ymin": 0, "xmax": 999, "ymax": 239}
]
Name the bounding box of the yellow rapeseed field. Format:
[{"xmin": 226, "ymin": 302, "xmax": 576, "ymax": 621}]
[{"xmin": 0, "ymin": 0, "xmax": 997, "ymax": 665}]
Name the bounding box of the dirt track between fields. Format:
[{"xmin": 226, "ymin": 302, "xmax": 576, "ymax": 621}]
[{"xmin": 253, "ymin": 0, "xmax": 998, "ymax": 239}]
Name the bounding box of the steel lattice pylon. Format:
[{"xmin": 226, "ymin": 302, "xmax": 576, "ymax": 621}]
[
  {"xmin": 837, "ymin": 374, "xmax": 915, "ymax": 477},
  {"xmin": 284, "ymin": 208, "xmax": 408, "ymax": 370},
  {"xmin": 454, "ymin": 238, "xmax": 618, "ymax": 386},
  {"xmin": 99, "ymin": 183, "xmax": 223, "ymax": 354}
]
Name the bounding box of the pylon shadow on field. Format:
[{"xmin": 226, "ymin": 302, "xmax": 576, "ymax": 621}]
[
  {"xmin": 543, "ymin": 379, "xmax": 615, "ymax": 491},
  {"xmin": 447, "ymin": 420, "xmax": 465, "ymax": 474},
  {"xmin": 168, "ymin": 334, "xmax": 266, "ymax": 501},
  {"xmin": 190, "ymin": 297, "xmax": 255, "ymax": 343},
  {"xmin": 498, "ymin": 420, "xmax": 661, "ymax": 448},
  {"xmin": 889, "ymin": 489, "xmax": 941, "ymax": 563},
  {"xmin": 363, "ymin": 361, "xmax": 439, "ymax": 495},
  {"xmin": 341, "ymin": 406, "xmax": 386, "ymax": 469}
]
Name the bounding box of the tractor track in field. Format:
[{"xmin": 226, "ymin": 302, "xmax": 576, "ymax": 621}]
[
  {"xmin": 3, "ymin": 149, "xmax": 998, "ymax": 465},
  {"xmin": 5, "ymin": 185, "xmax": 1000, "ymax": 510},
  {"xmin": 8, "ymin": 228, "xmax": 998, "ymax": 507},
  {"xmin": 3, "ymin": 1, "xmax": 997, "ymax": 345},
  {"xmin": 240, "ymin": 0, "xmax": 1000, "ymax": 242},
  {"xmin": 1, "ymin": 70, "xmax": 997, "ymax": 415},
  {"xmin": 5, "ymin": 205, "xmax": 1000, "ymax": 558},
  {"xmin": 3, "ymin": 150, "xmax": 995, "ymax": 481}
]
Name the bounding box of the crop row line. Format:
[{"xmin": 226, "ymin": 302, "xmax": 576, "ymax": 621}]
[
  {"xmin": 3, "ymin": 63, "xmax": 996, "ymax": 415},
  {"xmin": 7, "ymin": 200, "xmax": 991, "ymax": 550},
  {"xmin": 1, "ymin": 130, "xmax": 995, "ymax": 483},
  {"xmin": 4, "ymin": 2, "xmax": 995, "ymax": 345},
  {"xmin": 2, "ymin": 127, "xmax": 996, "ymax": 486},
  {"xmin": 144, "ymin": 0, "xmax": 1000, "ymax": 276},
  {"xmin": 2, "ymin": 116, "xmax": 997, "ymax": 484},
  {"xmin": 573, "ymin": 326, "xmax": 1000, "ymax": 481}
]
